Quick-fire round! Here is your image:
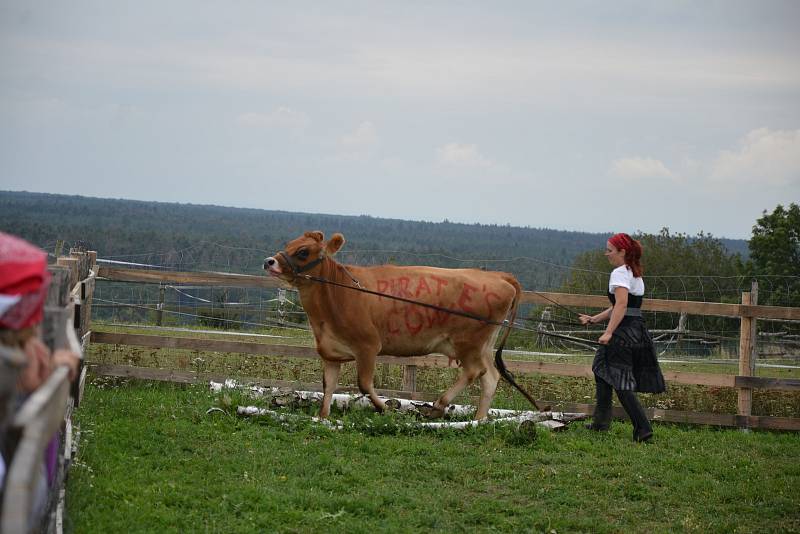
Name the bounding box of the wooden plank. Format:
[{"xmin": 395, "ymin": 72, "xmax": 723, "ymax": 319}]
[
  {"xmin": 662, "ymin": 370, "xmax": 735, "ymax": 388},
  {"xmin": 403, "ymin": 365, "xmax": 417, "ymax": 392},
  {"xmin": 57, "ymin": 257, "xmax": 79, "ymax": 290},
  {"xmin": 90, "ymin": 332, "xmax": 760, "ymax": 389},
  {"xmin": 46, "ymin": 266, "xmax": 71, "ymax": 307},
  {"xmin": 749, "ymin": 282, "xmax": 758, "ymax": 377},
  {"xmin": 98, "ymin": 266, "xmax": 289, "ymax": 289},
  {"xmin": 521, "ymin": 291, "xmax": 743, "ymax": 317},
  {"xmin": 78, "ymin": 275, "xmax": 96, "ymax": 336},
  {"xmin": 157, "ymin": 286, "xmax": 166, "ymax": 326},
  {"xmin": 97, "ymin": 267, "xmax": 800, "ymax": 319},
  {"xmin": 504, "ymin": 360, "xmax": 594, "ymax": 379},
  {"xmin": 521, "ymin": 292, "xmax": 609, "ymax": 308},
  {"xmin": 738, "ymin": 292, "xmax": 753, "ymax": 421},
  {"xmin": 734, "ymin": 375, "xmax": 800, "ymax": 391},
  {"xmin": 738, "ymin": 304, "xmax": 800, "ymax": 321},
  {"xmin": 76, "ymin": 365, "xmax": 87, "ymax": 408},
  {"xmin": 378, "ymin": 354, "xmax": 449, "ymax": 367},
  {"xmin": 70, "ymin": 250, "xmax": 90, "ymax": 281},
  {"xmin": 2, "ymin": 367, "xmax": 71, "ymax": 534},
  {"xmin": 91, "ymin": 332, "xmax": 320, "ymax": 358},
  {"xmin": 41, "ymin": 305, "xmax": 72, "ymax": 353},
  {"xmin": 521, "ymin": 290, "xmax": 800, "ymax": 320}
]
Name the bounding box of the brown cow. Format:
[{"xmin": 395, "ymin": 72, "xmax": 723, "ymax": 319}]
[{"xmin": 264, "ymin": 231, "xmax": 526, "ymax": 420}]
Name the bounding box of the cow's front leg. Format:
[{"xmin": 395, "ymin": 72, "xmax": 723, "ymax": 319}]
[
  {"xmin": 320, "ymin": 359, "xmax": 341, "ymax": 419},
  {"xmin": 355, "ymin": 353, "xmax": 386, "ymax": 413}
]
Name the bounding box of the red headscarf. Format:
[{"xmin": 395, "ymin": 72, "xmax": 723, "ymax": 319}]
[
  {"xmin": 0, "ymin": 232, "xmax": 51, "ymax": 330},
  {"xmin": 608, "ymin": 232, "xmax": 643, "ymax": 277}
]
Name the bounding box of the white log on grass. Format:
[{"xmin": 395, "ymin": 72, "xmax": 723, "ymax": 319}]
[{"xmin": 213, "ymin": 381, "xmax": 585, "ymax": 430}]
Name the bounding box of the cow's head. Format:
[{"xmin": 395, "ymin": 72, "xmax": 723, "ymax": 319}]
[{"xmin": 264, "ymin": 231, "xmax": 345, "ymax": 283}]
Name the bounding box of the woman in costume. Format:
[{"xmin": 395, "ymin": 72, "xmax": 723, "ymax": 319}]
[{"xmin": 579, "ymin": 233, "xmax": 665, "ymax": 442}]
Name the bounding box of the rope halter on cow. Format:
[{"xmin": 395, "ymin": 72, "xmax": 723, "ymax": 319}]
[{"xmin": 276, "ymin": 250, "xmax": 326, "ymax": 278}]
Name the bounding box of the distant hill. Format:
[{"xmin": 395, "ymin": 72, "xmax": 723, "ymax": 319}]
[{"xmin": 0, "ymin": 190, "xmax": 748, "ymax": 290}]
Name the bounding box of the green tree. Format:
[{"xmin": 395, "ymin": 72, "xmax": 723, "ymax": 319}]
[
  {"xmin": 749, "ymin": 203, "xmax": 800, "ymax": 277},
  {"xmin": 747, "ymin": 203, "xmax": 800, "ymax": 305}
]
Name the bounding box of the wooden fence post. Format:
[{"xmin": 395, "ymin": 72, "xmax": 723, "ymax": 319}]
[
  {"xmin": 749, "ymin": 281, "xmax": 758, "ymax": 376},
  {"xmin": 737, "ymin": 290, "xmax": 754, "ymax": 428},
  {"xmin": 157, "ymin": 285, "xmax": 165, "ymax": 326},
  {"xmin": 403, "ymin": 365, "xmax": 417, "ymax": 395}
]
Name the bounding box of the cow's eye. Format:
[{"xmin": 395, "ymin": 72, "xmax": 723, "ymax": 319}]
[{"xmin": 296, "ymin": 249, "xmax": 309, "ymax": 260}]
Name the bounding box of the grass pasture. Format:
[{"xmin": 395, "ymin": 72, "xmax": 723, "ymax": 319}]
[{"xmin": 67, "ymin": 379, "xmax": 800, "ymax": 533}]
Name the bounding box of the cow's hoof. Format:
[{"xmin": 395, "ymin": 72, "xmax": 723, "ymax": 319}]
[
  {"xmin": 416, "ymin": 403, "xmax": 446, "ymax": 419},
  {"xmin": 271, "ymin": 394, "xmax": 294, "ymax": 407},
  {"xmin": 384, "ymin": 399, "xmax": 402, "ymax": 412}
]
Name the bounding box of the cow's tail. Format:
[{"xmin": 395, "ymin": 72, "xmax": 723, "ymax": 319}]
[{"xmin": 494, "ymin": 274, "xmax": 550, "ymax": 412}]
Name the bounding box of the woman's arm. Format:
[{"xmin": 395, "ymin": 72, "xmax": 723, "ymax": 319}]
[
  {"xmin": 579, "ymin": 306, "xmax": 613, "ymax": 325},
  {"xmin": 598, "ymin": 287, "xmax": 628, "ymax": 345}
]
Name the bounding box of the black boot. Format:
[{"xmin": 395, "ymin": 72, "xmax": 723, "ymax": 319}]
[
  {"xmin": 617, "ymin": 390, "xmax": 653, "ymax": 442},
  {"xmin": 587, "ymin": 376, "xmax": 613, "ymax": 431}
]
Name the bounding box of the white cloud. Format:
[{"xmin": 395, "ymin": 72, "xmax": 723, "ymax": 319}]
[
  {"xmin": 236, "ymin": 107, "xmax": 309, "ymax": 135},
  {"xmin": 333, "ymin": 121, "xmax": 379, "ymax": 162},
  {"xmin": 437, "ymin": 143, "xmax": 496, "ymax": 170},
  {"xmin": 609, "ymin": 157, "xmax": 675, "ymax": 181},
  {"xmin": 710, "ymin": 128, "xmax": 800, "ymax": 187},
  {"xmin": 340, "ymin": 121, "xmax": 378, "ymax": 150}
]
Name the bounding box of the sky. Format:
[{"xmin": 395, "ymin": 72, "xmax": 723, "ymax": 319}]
[{"xmin": 1, "ymin": 1, "xmax": 798, "ymax": 239}]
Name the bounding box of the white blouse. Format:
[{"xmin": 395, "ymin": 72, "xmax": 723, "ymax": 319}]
[{"xmin": 609, "ymin": 265, "xmax": 644, "ymax": 296}]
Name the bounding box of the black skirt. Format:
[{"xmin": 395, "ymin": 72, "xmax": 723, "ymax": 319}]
[{"xmin": 592, "ymin": 316, "xmax": 666, "ymax": 393}]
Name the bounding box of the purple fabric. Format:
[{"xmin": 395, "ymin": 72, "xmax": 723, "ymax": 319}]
[{"xmin": 45, "ymin": 434, "xmax": 59, "ymax": 485}]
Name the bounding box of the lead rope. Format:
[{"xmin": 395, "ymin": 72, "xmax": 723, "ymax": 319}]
[{"xmin": 298, "ymin": 272, "xmax": 600, "ymax": 345}]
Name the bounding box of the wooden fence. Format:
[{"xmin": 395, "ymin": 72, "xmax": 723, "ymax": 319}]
[
  {"xmin": 1, "ymin": 250, "xmax": 95, "ymax": 534},
  {"xmin": 89, "ymin": 265, "xmax": 800, "ymax": 431}
]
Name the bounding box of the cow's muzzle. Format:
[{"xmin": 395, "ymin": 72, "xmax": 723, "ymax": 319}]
[{"xmin": 264, "ymin": 256, "xmax": 282, "ymax": 277}]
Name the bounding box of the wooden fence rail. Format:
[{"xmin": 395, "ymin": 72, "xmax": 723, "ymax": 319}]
[
  {"xmin": 89, "ymin": 332, "xmax": 800, "ymax": 392},
  {"xmin": 97, "ymin": 265, "xmax": 800, "ymax": 320},
  {"xmin": 92, "ymin": 266, "xmax": 800, "ymax": 431}
]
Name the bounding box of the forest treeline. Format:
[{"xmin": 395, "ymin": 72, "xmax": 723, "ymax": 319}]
[{"xmin": 1, "ymin": 190, "xmax": 751, "ymax": 294}]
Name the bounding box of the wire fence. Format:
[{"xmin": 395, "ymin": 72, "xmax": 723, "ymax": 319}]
[{"xmin": 90, "ymin": 243, "xmax": 800, "ymax": 367}]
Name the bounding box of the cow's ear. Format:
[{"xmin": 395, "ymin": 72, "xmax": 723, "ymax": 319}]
[
  {"xmin": 304, "ymin": 231, "xmax": 324, "ymax": 242},
  {"xmin": 325, "ymin": 233, "xmax": 345, "ymax": 256}
]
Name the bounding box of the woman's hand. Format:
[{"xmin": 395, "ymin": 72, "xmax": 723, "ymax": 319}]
[
  {"xmin": 19, "ymin": 336, "xmax": 53, "ymax": 393},
  {"xmin": 579, "ymin": 314, "xmax": 593, "ymax": 326},
  {"xmin": 598, "ymin": 332, "xmax": 612, "ymax": 345},
  {"xmin": 53, "ymin": 349, "xmax": 81, "ymax": 382}
]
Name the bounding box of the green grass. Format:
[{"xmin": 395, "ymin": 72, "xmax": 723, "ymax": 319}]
[{"xmin": 66, "ymin": 379, "xmax": 800, "ymax": 533}]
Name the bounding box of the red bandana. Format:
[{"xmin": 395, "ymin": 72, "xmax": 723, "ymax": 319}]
[
  {"xmin": 0, "ymin": 232, "xmax": 51, "ymax": 330},
  {"xmin": 609, "ymin": 233, "xmax": 634, "ymax": 252}
]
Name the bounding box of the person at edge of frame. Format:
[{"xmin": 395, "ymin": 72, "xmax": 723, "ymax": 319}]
[
  {"xmin": 579, "ymin": 232, "xmax": 666, "ymax": 442},
  {"xmin": 0, "ymin": 231, "xmax": 81, "ymax": 526}
]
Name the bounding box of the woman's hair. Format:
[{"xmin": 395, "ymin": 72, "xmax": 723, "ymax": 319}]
[{"xmin": 609, "ymin": 233, "xmax": 644, "ymax": 277}]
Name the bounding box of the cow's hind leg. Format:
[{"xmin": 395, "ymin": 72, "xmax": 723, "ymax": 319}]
[
  {"xmin": 432, "ymin": 357, "xmax": 485, "ymax": 419},
  {"xmin": 320, "ymin": 359, "xmax": 341, "ymax": 419},
  {"xmin": 355, "ymin": 353, "xmax": 386, "ymax": 413},
  {"xmin": 475, "ymin": 363, "xmax": 500, "ymax": 420}
]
